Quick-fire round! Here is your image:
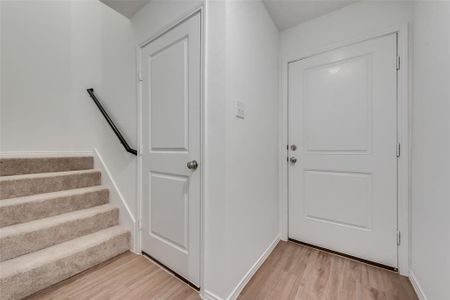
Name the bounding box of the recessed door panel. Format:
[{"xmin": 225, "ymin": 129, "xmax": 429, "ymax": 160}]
[
  {"xmin": 288, "ymin": 34, "xmax": 398, "ymax": 267},
  {"xmin": 149, "ymin": 172, "xmax": 188, "ymax": 251},
  {"xmin": 304, "ymin": 170, "xmax": 372, "ymax": 230},
  {"xmin": 149, "ymin": 38, "xmax": 188, "ymax": 151},
  {"xmin": 304, "ymin": 55, "xmax": 371, "ymax": 153}
]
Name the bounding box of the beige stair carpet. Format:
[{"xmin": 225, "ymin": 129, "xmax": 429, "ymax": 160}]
[
  {"xmin": 0, "ymin": 156, "xmax": 130, "ymax": 300},
  {"xmin": 0, "ymin": 156, "xmax": 93, "ymax": 176},
  {"xmin": 0, "ymin": 170, "xmax": 101, "ymax": 200},
  {"xmin": 0, "ymin": 186, "xmax": 109, "ymax": 227}
]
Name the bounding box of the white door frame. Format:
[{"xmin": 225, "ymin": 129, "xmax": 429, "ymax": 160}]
[
  {"xmin": 279, "ymin": 24, "xmax": 410, "ymax": 275},
  {"xmin": 136, "ymin": 5, "xmax": 205, "ymax": 290}
]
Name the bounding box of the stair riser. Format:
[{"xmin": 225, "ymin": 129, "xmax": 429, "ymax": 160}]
[
  {"xmin": 0, "ymin": 208, "xmax": 119, "ymax": 261},
  {"xmin": 0, "ymin": 157, "xmax": 93, "ymax": 176},
  {"xmin": 0, "ymin": 231, "xmax": 130, "ymax": 300},
  {"xmin": 0, "ymin": 172, "xmax": 101, "ymax": 200},
  {"xmin": 0, "ymin": 189, "xmax": 109, "ymax": 227}
]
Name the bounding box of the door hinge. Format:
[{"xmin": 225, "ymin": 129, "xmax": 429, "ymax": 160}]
[
  {"xmin": 138, "ymin": 71, "xmax": 143, "ymax": 82},
  {"xmin": 396, "ymin": 56, "xmax": 401, "ymax": 71},
  {"xmin": 396, "ymin": 143, "xmax": 401, "ymax": 158},
  {"xmin": 138, "ymin": 219, "xmax": 143, "ymax": 232},
  {"xmin": 397, "ymin": 231, "xmax": 401, "ymax": 246}
]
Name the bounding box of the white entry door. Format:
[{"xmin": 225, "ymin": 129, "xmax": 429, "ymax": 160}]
[
  {"xmin": 288, "ymin": 34, "xmax": 398, "ymax": 268},
  {"xmin": 141, "ymin": 13, "xmax": 201, "ymax": 286}
]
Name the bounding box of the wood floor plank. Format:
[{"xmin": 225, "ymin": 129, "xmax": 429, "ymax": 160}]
[{"xmin": 238, "ymin": 241, "xmax": 418, "ymax": 300}]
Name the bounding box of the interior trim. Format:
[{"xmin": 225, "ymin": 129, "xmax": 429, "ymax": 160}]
[{"xmin": 409, "ymin": 270, "xmax": 428, "ymax": 300}]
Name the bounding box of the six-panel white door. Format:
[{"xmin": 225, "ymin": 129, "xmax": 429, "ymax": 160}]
[
  {"xmin": 288, "ymin": 34, "xmax": 398, "ymax": 267},
  {"xmin": 141, "ymin": 13, "xmax": 201, "ymax": 286}
]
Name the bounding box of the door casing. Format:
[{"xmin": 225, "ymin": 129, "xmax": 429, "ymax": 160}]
[
  {"xmin": 136, "ymin": 5, "xmax": 205, "ymax": 291},
  {"xmin": 279, "ymin": 24, "xmax": 410, "ymax": 275}
]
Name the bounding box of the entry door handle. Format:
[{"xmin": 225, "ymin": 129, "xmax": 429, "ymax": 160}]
[
  {"xmin": 187, "ymin": 160, "xmax": 198, "ymax": 170},
  {"xmin": 289, "ymin": 157, "xmax": 297, "ymax": 164}
]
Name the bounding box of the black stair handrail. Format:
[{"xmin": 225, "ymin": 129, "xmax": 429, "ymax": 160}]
[{"xmin": 86, "ymin": 88, "xmax": 137, "ymax": 156}]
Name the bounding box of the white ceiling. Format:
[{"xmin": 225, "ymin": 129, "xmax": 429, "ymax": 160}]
[
  {"xmin": 263, "ymin": 0, "xmax": 357, "ymax": 30},
  {"xmin": 99, "ymin": 0, "xmax": 150, "ymax": 18},
  {"xmin": 99, "ymin": 0, "xmax": 357, "ymax": 30}
]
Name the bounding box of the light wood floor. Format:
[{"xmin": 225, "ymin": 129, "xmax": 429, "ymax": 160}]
[
  {"xmin": 27, "ymin": 242, "xmax": 418, "ymax": 300},
  {"xmin": 238, "ymin": 241, "xmax": 418, "ymax": 300},
  {"xmin": 26, "ymin": 252, "xmax": 201, "ymax": 300}
]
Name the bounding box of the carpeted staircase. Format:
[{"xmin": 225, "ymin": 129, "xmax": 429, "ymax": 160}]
[{"xmin": 0, "ymin": 156, "xmax": 130, "ymax": 300}]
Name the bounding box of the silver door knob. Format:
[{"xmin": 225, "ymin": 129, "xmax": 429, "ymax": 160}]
[
  {"xmin": 187, "ymin": 160, "xmax": 198, "ymax": 170},
  {"xmin": 289, "ymin": 157, "xmax": 297, "ymax": 164}
]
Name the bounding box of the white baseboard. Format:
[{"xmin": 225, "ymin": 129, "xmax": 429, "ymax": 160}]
[
  {"xmin": 202, "ymin": 291, "xmax": 223, "ymax": 300},
  {"xmin": 93, "ymin": 148, "xmax": 137, "ymax": 252},
  {"xmin": 409, "ymin": 271, "xmax": 428, "ymax": 300},
  {"xmin": 227, "ymin": 235, "xmax": 280, "ymax": 300},
  {"xmin": 203, "ymin": 235, "xmax": 280, "ymax": 300}
]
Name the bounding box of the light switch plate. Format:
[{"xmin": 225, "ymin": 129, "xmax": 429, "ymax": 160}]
[{"xmin": 236, "ymin": 100, "xmax": 245, "ymax": 119}]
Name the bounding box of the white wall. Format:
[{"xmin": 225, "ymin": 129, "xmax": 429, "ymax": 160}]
[
  {"xmin": 0, "ymin": 0, "xmax": 138, "ymax": 246},
  {"xmin": 205, "ymin": 1, "xmax": 280, "ymax": 298},
  {"xmin": 224, "ymin": 0, "xmax": 280, "ymax": 297},
  {"xmin": 411, "ymin": 2, "xmax": 450, "ymax": 299},
  {"xmin": 204, "ymin": 0, "xmax": 228, "ymax": 298}
]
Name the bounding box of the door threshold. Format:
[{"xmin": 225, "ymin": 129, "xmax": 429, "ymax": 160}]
[
  {"xmin": 141, "ymin": 251, "xmax": 200, "ymax": 291},
  {"xmin": 288, "ymin": 238, "xmax": 398, "ymax": 272}
]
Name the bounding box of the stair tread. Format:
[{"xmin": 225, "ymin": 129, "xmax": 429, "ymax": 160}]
[
  {"xmin": 0, "ymin": 169, "xmax": 100, "ymax": 181},
  {"xmin": 0, "ymin": 186, "xmax": 108, "ymax": 208},
  {"xmin": 0, "ymin": 204, "xmax": 116, "ymax": 237},
  {"xmin": 0, "ymin": 155, "xmax": 93, "ymax": 160},
  {"xmin": 0, "ymin": 156, "xmax": 94, "ymax": 176},
  {"xmin": 0, "ymin": 225, "xmax": 129, "ymax": 278}
]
